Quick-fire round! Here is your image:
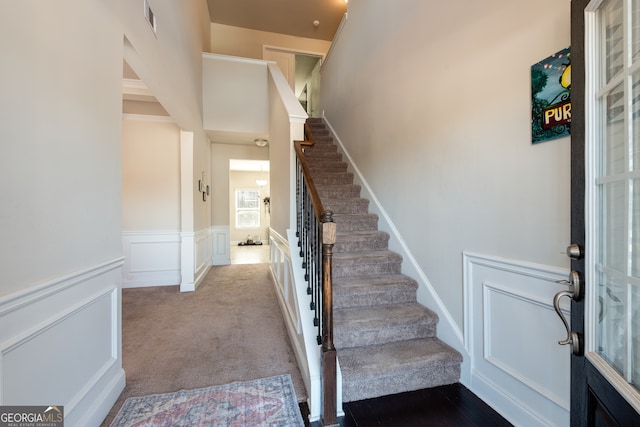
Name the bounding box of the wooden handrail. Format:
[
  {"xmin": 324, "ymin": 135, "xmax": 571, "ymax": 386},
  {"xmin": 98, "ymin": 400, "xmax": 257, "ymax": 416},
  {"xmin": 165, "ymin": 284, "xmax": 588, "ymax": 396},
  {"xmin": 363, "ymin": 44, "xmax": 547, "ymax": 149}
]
[{"xmin": 294, "ymin": 123, "xmax": 338, "ymax": 426}]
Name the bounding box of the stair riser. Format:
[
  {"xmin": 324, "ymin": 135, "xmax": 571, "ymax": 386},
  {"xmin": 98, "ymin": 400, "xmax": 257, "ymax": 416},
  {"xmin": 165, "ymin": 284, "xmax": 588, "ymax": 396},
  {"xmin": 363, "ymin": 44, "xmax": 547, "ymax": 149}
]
[
  {"xmin": 318, "ymin": 187, "xmax": 361, "ymax": 199},
  {"xmin": 304, "ymin": 152, "xmax": 342, "ymax": 162},
  {"xmin": 334, "ymin": 235, "xmax": 389, "ymax": 253},
  {"xmin": 312, "ymin": 175, "xmax": 354, "ymax": 185},
  {"xmin": 341, "ymin": 363, "xmax": 461, "ymax": 402},
  {"xmin": 324, "ymin": 199, "xmax": 369, "ymax": 214},
  {"xmin": 333, "ymin": 261, "xmax": 401, "ymax": 278},
  {"xmin": 308, "ymin": 165, "xmax": 349, "ymax": 173},
  {"xmin": 307, "ymin": 141, "xmax": 336, "ymax": 150},
  {"xmin": 304, "ymin": 144, "xmax": 338, "ymax": 153},
  {"xmin": 333, "ymin": 216, "xmax": 379, "ymax": 232},
  {"xmin": 333, "ymin": 288, "xmax": 416, "ymax": 309},
  {"xmin": 335, "ymin": 323, "xmax": 436, "ymax": 349}
]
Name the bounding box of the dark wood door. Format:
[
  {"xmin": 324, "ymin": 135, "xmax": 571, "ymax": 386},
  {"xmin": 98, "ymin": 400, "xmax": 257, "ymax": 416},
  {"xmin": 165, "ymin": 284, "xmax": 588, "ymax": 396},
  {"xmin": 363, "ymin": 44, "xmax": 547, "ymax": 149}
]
[{"xmin": 571, "ymin": 0, "xmax": 640, "ymax": 425}]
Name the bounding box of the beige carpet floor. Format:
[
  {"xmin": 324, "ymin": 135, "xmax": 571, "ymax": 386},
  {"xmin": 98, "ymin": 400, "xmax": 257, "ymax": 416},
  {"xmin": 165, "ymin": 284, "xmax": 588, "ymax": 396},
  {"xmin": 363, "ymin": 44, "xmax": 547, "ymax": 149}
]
[{"xmin": 101, "ymin": 263, "xmax": 306, "ymax": 426}]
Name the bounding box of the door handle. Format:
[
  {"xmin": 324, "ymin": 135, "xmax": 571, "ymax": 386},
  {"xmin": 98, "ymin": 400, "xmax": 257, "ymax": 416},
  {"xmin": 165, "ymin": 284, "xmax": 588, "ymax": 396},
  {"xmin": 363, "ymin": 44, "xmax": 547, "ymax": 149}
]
[
  {"xmin": 565, "ymin": 243, "xmax": 583, "ymax": 260},
  {"xmin": 553, "ymin": 270, "xmax": 582, "ymax": 355}
]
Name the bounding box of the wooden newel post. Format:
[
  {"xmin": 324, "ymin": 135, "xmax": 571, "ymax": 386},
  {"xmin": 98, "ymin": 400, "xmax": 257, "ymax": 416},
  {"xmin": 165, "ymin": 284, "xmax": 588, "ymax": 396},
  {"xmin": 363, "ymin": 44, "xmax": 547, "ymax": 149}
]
[{"xmin": 321, "ymin": 213, "xmax": 338, "ymax": 426}]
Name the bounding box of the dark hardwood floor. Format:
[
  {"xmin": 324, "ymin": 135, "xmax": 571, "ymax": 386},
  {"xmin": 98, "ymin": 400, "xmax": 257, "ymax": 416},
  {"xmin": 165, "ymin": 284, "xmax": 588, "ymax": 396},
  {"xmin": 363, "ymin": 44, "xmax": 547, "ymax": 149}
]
[{"xmin": 300, "ymin": 383, "xmax": 513, "ymax": 427}]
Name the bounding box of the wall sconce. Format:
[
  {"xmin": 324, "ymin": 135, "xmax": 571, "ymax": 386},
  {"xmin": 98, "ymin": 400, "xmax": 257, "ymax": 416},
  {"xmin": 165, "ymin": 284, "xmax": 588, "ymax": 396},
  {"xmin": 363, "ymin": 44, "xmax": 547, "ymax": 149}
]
[{"xmin": 254, "ymin": 138, "xmax": 268, "ymax": 147}]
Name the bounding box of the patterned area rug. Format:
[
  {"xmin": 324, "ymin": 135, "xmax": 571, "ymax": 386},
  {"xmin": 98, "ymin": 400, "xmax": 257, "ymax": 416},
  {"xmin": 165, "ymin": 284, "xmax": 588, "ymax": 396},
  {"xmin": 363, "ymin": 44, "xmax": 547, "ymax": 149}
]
[{"xmin": 110, "ymin": 374, "xmax": 305, "ymax": 427}]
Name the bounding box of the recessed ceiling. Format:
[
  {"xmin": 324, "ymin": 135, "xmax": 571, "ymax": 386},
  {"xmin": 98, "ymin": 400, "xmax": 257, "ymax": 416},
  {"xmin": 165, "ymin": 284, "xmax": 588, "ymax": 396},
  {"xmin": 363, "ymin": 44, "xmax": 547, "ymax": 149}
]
[{"xmin": 207, "ymin": 0, "xmax": 347, "ymax": 41}]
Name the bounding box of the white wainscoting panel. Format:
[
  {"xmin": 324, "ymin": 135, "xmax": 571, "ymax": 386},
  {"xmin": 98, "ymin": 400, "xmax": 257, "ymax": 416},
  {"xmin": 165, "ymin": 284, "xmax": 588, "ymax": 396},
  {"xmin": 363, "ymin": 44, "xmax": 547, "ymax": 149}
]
[
  {"xmin": 464, "ymin": 252, "xmax": 571, "ymax": 427},
  {"xmin": 181, "ymin": 228, "xmax": 212, "ymax": 292},
  {"xmin": 0, "ymin": 258, "xmax": 125, "ymax": 427},
  {"xmin": 195, "ymin": 228, "xmax": 212, "ymax": 288},
  {"xmin": 211, "ymin": 226, "xmax": 230, "ymax": 265},
  {"xmin": 122, "ymin": 231, "xmax": 181, "ymax": 288}
]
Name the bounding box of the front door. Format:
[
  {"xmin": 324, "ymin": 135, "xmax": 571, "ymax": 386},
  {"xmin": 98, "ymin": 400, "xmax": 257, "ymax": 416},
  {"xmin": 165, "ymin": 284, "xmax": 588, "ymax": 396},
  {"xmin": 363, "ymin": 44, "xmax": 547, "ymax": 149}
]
[{"xmin": 571, "ymin": 0, "xmax": 640, "ymax": 424}]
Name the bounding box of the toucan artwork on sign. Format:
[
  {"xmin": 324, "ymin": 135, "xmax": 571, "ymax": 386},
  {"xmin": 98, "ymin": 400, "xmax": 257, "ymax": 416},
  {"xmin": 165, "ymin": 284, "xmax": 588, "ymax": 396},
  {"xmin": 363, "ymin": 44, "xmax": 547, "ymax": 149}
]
[{"xmin": 531, "ymin": 46, "xmax": 571, "ymax": 144}]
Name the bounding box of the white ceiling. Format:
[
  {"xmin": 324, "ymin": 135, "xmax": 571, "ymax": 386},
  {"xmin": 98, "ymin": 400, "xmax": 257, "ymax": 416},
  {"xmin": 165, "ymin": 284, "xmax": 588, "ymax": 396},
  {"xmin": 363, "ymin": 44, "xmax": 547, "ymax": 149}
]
[
  {"xmin": 207, "ymin": 0, "xmax": 348, "ymax": 41},
  {"xmin": 230, "ymin": 159, "xmax": 270, "ymax": 172}
]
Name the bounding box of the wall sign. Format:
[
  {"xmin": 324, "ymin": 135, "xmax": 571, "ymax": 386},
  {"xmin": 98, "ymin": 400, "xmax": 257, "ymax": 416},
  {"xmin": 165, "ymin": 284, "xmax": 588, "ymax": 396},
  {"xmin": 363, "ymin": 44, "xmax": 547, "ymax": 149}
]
[{"xmin": 531, "ymin": 47, "xmax": 571, "ymax": 144}]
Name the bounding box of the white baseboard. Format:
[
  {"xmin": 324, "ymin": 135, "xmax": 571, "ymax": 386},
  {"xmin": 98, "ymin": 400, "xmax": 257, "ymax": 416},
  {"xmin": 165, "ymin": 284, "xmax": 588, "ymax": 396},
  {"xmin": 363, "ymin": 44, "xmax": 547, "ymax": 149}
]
[{"xmin": 0, "ymin": 258, "xmax": 125, "ymax": 427}]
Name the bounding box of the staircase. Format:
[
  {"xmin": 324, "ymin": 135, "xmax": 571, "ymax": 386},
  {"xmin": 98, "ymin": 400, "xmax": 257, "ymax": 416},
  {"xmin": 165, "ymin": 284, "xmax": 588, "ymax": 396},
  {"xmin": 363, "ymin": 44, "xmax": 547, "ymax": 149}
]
[{"xmin": 303, "ymin": 117, "xmax": 462, "ymax": 402}]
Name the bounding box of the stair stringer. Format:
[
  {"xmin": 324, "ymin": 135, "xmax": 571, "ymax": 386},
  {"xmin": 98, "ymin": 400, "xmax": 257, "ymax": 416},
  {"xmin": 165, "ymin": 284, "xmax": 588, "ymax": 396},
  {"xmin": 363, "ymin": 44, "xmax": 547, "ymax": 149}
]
[{"xmin": 321, "ymin": 115, "xmax": 471, "ymax": 386}]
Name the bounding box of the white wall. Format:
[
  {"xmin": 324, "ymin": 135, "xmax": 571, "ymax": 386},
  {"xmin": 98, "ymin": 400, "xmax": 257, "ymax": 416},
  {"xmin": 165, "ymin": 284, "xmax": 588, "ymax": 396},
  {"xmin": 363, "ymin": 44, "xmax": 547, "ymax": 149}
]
[
  {"xmin": 122, "ymin": 118, "xmax": 181, "ymax": 231},
  {"xmin": 0, "ymin": 0, "xmax": 211, "ymax": 424},
  {"xmin": 121, "ymin": 118, "xmax": 182, "ymax": 287},
  {"xmin": 202, "ymin": 54, "xmax": 269, "ymax": 138},
  {"xmin": 320, "ymin": 0, "xmax": 572, "ymax": 331},
  {"xmin": 210, "ymin": 23, "xmax": 331, "ymax": 60},
  {"xmin": 267, "ymin": 64, "xmax": 308, "ymax": 236}
]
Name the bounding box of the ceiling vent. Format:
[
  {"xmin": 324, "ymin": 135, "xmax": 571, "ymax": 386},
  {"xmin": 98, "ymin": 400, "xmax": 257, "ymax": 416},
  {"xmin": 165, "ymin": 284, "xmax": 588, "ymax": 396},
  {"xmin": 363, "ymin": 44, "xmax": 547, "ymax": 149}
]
[{"xmin": 144, "ymin": 0, "xmax": 157, "ymax": 35}]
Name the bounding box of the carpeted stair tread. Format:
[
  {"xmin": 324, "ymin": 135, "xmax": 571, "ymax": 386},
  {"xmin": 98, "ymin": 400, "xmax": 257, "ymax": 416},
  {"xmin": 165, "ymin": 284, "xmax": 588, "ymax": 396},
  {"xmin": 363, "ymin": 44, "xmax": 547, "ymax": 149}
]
[
  {"xmin": 334, "ymin": 303, "xmax": 438, "ymax": 348},
  {"xmin": 322, "ymin": 197, "xmax": 370, "ymax": 214},
  {"xmin": 334, "ymin": 230, "xmax": 390, "ymax": 253},
  {"xmin": 304, "ymin": 151, "xmax": 342, "ymax": 162},
  {"xmin": 304, "ymin": 145, "xmax": 342, "ymax": 157},
  {"xmin": 332, "ymin": 213, "xmax": 379, "ymax": 231},
  {"xmin": 333, "ymin": 251, "xmax": 402, "ymax": 278},
  {"xmin": 308, "ymin": 162, "xmax": 349, "ymax": 173},
  {"xmin": 333, "ymin": 274, "xmax": 417, "ymax": 308},
  {"xmin": 338, "ymin": 338, "xmax": 463, "ymax": 402},
  {"xmin": 317, "ymin": 184, "xmax": 362, "ymax": 199},
  {"xmin": 312, "ymin": 173, "xmax": 354, "ymax": 185}
]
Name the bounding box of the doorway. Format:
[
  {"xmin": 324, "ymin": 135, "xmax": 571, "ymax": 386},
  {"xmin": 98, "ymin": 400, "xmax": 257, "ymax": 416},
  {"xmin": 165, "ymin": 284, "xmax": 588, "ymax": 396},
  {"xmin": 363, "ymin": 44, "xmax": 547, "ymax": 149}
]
[
  {"xmin": 263, "ymin": 46, "xmax": 324, "ymax": 116},
  {"xmin": 229, "ymin": 159, "xmax": 270, "ymax": 264}
]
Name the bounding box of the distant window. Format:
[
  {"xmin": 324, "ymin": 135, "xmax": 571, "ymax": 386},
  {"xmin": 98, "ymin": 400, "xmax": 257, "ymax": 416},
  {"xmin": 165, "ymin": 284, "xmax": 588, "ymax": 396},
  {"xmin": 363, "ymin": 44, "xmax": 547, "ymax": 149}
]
[
  {"xmin": 235, "ymin": 189, "xmax": 260, "ymax": 228},
  {"xmin": 144, "ymin": 0, "xmax": 157, "ymax": 34}
]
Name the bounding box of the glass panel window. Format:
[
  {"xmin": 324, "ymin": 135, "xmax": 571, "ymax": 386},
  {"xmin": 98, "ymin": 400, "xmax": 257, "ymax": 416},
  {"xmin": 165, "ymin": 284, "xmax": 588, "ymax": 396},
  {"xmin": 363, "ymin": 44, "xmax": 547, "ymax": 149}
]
[
  {"xmin": 633, "ymin": 1, "xmax": 640, "ymax": 62},
  {"xmin": 633, "ymin": 72, "xmax": 640, "ymax": 170},
  {"xmin": 601, "ymin": 181, "xmax": 627, "ymax": 272},
  {"xmin": 632, "ymin": 284, "xmax": 640, "ymax": 385},
  {"xmin": 603, "ymin": 0, "xmax": 624, "ymax": 82},
  {"xmin": 597, "ymin": 272, "xmax": 627, "ymax": 375},
  {"xmin": 605, "ymin": 82, "xmax": 626, "ymax": 176},
  {"xmin": 235, "ymin": 189, "xmax": 260, "ymax": 228},
  {"xmin": 633, "ymin": 179, "xmax": 640, "ymax": 278}
]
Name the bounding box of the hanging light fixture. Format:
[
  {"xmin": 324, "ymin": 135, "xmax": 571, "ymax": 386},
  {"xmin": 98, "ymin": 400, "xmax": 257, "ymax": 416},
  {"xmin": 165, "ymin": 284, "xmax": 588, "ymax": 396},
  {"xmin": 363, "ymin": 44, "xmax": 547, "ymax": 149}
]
[{"xmin": 254, "ymin": 138, "xmax": 268, "ymax": 147}]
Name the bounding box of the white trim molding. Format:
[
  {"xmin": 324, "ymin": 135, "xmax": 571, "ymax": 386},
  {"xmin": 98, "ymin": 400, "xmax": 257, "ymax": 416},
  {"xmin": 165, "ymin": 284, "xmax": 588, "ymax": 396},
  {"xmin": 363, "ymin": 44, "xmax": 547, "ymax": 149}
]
[
  {"xmin": 0, "ymin": 258, "xmax": 125, "ymax": 426},
  {"xmin": 180, "ymin": 228, "xmax": 212, "ymax": 292},
  {"xmin": 463, "ymin": 252, "xmax": 571, "ymax": 427}
]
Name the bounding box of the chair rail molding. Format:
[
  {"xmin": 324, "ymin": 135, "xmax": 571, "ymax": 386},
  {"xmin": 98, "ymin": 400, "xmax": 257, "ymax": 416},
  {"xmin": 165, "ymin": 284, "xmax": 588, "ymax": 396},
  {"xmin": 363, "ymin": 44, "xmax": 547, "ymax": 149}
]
[{"xmin": 0, "ymin": 257, "xmax": 125, "ymax": 426}]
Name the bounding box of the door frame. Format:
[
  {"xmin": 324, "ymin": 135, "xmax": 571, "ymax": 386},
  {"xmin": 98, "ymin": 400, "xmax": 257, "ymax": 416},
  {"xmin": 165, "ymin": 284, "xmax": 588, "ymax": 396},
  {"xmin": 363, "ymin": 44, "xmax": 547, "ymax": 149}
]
[{"xmin": 571, "ymin": 0, "xmax": 640, "ymax": 424}]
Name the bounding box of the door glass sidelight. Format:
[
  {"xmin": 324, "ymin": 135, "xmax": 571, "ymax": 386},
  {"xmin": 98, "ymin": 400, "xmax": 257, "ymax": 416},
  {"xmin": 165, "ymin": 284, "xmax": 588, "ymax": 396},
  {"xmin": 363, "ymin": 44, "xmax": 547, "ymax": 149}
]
[{"xmin": 592, "ymin": 0, "xmax": 640, "ymax": 393}]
